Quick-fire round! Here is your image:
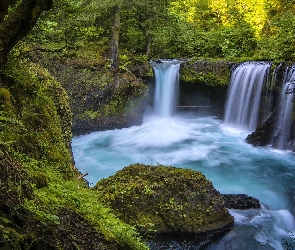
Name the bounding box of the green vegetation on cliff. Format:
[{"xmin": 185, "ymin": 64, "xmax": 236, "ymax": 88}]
[
  {"xmin": 11, "ymin": 0, "xmax": 294, "ymax": 93},
  {"xmin": 181, "ymin": 59, "xmax": 234, "ymax": 86},
  {"xmin": 0, "ymin": 56, "xmax": 148, "ymax": 249},
  {"xmin": 18, "ymin": 0, "xmax": 149, "ymax": 133},
  {"xmin": 30, "ymin": 0, "xmax": 293, "ymax": 61}
]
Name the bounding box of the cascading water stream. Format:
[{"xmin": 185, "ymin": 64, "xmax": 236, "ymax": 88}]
[
  {"xmin": 261, "ymin": 63, "xmax": 277, "ymax": 122},
  {"xmin": 151, "ymin": 59, "xmax": 181, "ymax": 117},
  {"xmin": 224, "ymin": 62, "xmax": 271, "ymax": 130},
  {"xmin": 274, "ymin": 65, "xmax": 295, "ymax": 150}
]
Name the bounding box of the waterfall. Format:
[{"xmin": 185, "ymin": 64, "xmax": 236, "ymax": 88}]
[
  {"xmin": 224, "ymin": 61, "xmax": 271, "ymax": 131},
  {"xmin": 260, "ymin": 63, "xmax": 277, "ymax": 122},
  {"xmin": 151, "ymin": 59, "xmax": 181, "ymax": 117},
  {"xmin": 274, "ymin": 65, "xmax": 295, "ymax": 150}
]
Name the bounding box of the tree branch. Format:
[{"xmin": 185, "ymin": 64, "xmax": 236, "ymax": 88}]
[{"xmin": 0, "ymin": 0, "xmax": 53, "ymax": 68}]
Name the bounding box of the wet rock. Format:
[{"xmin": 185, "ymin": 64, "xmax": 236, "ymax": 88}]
[
  {"xmin": 72, "ymin": 111, "xmax": 144, "ymax": 136},
  {"xmin": 246, "ymin": 112, "xmax": 277, "ymax": 146},
  {"xmin": 222, "ymin": 194, "xmax": 261, "ymax": 210}
]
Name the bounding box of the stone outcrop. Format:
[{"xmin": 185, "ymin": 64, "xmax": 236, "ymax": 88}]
[
  {"xmin": 246, "ymin": 110, "xmax": 295, "ymax": 152},
  {"xmin": 222, "ymin": 194, "xmax": 260, "ymax": 210},
  {"xmin": 94, "ymin": 164, "xmax": 234, "ymax": 242},
  {"xmin": 63, "ymin": 70, "xmax": 147, "ymax": 135},
  {"xmin": 246, "ymin": 112, "xmax": 277, "ymax": 146}
]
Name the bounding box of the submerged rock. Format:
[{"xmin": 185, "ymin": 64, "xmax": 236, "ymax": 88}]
[{"xmin": 94, "ymin": 164, "xmax": 234, "ymax": 241}]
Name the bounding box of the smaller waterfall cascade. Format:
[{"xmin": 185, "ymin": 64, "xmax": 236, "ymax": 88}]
[
  {"xmin": 151, "ymin": 59, "xmax": 181, "ymax": 117},
  {"xmin": 260, "ymin": 63, "xmax": 278, "ymax": 122},
  {"xmin": 224, "ymin": 61, "xmax": 271, "ymax": 130},
  {"xmin": 274, "ymin": 65, "xmax": 295, "ymax": 150}
]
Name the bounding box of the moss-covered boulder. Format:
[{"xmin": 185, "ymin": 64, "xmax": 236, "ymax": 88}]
[{"xmin": 95, "ymin": 164, "xmax": 234, "ymax": 240}]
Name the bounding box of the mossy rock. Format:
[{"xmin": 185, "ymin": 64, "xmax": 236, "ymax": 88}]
[
  {"xmin": 94, "ymin": 164, "xmax": 234, "ymax": 239},
  {"xmin": 30, "ymin": 171, "xmax": 48, "ymax": 189},
  {"xmin": 180, "ymin": 59, "xmax": 235, "ymax": 86}
]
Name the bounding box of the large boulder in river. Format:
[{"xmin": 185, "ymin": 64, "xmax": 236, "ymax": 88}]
[{"xmin": 94, "ymin": 164, "xmax": 234, "ymax": 240}]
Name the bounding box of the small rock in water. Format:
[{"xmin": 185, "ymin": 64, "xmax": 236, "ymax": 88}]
[{"xmin": 222, "ymin": 194, "xmax": 261, "ymax": 209}]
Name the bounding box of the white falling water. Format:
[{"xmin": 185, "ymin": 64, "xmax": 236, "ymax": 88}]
[
  {"xmin": 224, "ymin": 62, "xmax": 271, "ymax": 131},
  {"xmin": 275, "ymin": 65, "xmax": 295, "ymax": 150},
  {"xmin": 151, "ymin": 60, "xmax": 181, "ymax": 117},
  {"xmin": 260, "ymin": 63, "xmax": 278, "ymax": 122}
]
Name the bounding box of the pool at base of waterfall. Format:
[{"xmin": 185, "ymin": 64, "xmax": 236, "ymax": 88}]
[{"xmin": 72, "ymin": 113, "xmax": 295, "ymax": 250}]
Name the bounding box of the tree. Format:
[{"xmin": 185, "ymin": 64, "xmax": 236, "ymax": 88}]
[
  {"xmin": 0, "ymin": 0, "xmax": 53, "ymax": 68},
  {"xmin": 257, "ymin": 0, "xmax": 295, "ymax": 60},
  {"xmin": 95, "ymin": 0, "xmax": 171, "ymax": 69},
  {"xmin": 110, "ymin": 4, "xmax": 121, "ymax": 71},
  {"xmin": 93, "ymin": 0, "xmax": 124, "ymax": 71},
  {"xmin": 112, "ymin": 0, "xmax": 171, "ymax": 58}
]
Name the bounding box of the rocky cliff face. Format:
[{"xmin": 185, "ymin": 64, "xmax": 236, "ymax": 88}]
[
  {"xmin": 180, "ymin": 59, "xmax": 235, "ymax": 86},
  {"xmin": 28, "ymin": 53, "xmax": 148, "ymax": 136}
]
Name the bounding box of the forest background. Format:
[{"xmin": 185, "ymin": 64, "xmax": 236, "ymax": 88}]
[{"xmin": 25, "ymin": 0, "xmax": 295, "ymax": 64}]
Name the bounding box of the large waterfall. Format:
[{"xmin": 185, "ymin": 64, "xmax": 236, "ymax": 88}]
[
  {"xmin": 224, "ymin": 62, "xmax": 271, "ymax": 130},
  {"xmin": 225, "ymin": 61, "xmax": 295, "ymax": 151},
  {"xmin": 151, "ymin": 59, "xmax": 181, "ymax": 117}
]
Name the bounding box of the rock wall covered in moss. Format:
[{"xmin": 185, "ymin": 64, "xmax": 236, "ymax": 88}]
[
  {"xmin": 27, "ymin": 51, "xmax": 148, "ymax": 135},
  {"xmin": 180, "ymin": 59, "xmax": 235, "ymax": 86}
]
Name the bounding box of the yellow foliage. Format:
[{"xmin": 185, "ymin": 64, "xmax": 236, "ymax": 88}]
[{"xmin": 169, "ymin": 0, "xmax": 278, "ymax": 38}]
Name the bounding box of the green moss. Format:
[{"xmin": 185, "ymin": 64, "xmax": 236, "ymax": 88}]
[
  {"xmin": 95, "ymin": 164, "xmax": 234, "ymax": 236},
  {"xmin": 0, "ymin": 56, "xmax": 148, "ymax": 249},
  {"xmin": 30, "ymin": 171, "xmax": 48, "ymax": 189},
  {"xmin": 180, "ymin": 59, "xmax": 234, "ymax": 86}
]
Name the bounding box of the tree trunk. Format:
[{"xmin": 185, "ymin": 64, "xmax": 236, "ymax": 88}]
[
  {"xmin": 0, "ymin": 0, "xmax": 53, "ymax": 68},
  {"xmin": 110, "ymin": 5, "xmax": 121, "ymax": 71},
  {"xmin": 145, "ymin": 33, "xmax": 152, "ymax": 58}
]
